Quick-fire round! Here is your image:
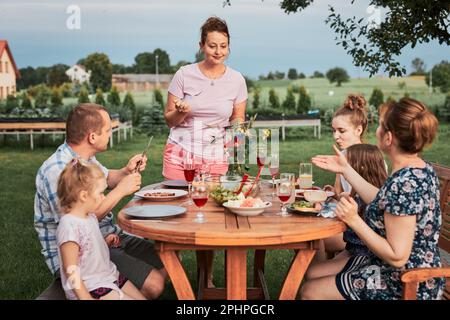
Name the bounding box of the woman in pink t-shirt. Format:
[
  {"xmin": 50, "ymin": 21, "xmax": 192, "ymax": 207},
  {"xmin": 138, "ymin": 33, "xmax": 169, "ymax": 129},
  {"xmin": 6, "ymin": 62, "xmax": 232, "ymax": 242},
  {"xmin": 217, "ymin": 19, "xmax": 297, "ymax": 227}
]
[{"xmin": 163, "ymin": 16, "xmax": 248, "ymax": 180}]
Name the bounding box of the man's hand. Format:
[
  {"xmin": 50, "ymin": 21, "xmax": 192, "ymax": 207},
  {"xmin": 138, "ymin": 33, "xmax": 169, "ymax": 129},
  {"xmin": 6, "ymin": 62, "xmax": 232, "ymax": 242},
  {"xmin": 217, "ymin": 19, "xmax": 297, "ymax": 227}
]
[
  {"xmin": 125, "ymin": 154, "xmax": 148, "ymax": 174},
  {"xmin": 116, "ymin": 172, "xmax": 142, "ymax": 197}
]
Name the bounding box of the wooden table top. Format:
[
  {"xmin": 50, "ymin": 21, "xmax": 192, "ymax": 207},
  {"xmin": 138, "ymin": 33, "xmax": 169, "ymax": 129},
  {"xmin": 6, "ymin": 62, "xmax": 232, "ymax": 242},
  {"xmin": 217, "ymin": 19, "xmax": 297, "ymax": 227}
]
[{"xmin": 118, "ymin": 182, "xmax": 346, "ymax": 247}]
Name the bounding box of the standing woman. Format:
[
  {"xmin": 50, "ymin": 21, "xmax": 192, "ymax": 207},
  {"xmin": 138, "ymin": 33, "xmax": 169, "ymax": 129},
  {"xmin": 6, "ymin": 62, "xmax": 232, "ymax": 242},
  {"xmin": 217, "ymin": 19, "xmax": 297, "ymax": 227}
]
[
  {"xmin": 163, "ymin": 16, "xmax": 248, "ymax": 179},
  {"xmin": 302, "ymin": 98, "xmax": 445, "ymax": 300}
]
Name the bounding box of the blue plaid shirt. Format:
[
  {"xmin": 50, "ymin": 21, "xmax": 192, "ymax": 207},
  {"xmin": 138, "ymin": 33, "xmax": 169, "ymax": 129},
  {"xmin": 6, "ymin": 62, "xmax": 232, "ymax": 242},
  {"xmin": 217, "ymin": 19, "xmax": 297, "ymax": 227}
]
[{"xmin": 34, "ymin": 142, "xmax": 119, "ymax": 276}]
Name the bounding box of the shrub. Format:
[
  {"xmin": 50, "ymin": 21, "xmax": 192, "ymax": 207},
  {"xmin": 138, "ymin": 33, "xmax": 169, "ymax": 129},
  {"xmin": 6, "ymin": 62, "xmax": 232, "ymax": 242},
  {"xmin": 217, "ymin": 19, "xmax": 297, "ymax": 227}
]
[
  {"xmin": 95, "ymin": 88, "xmax": 106, "ymax": 106},
  {"xmin": 282, "ymin": 87, "xmax": 296, "ymax": 111},
  {"xmin": 154, "ymin": 88, "xmax": 164, "ymax": 107},
  {"xmin": 138, "ymin": 105, "xmax": 168, "ymax": 135},
  {"xmin": 268, "ymin": 88, "xmax": 280, "ymax": 109},
  {"xmin": 297, "ymin": 86, "xmax": 311, "ymax": 114},
  {"xmin": 78, "ymin": 87, "xmax": 91, "ymax": 104},
  {"xmin": 252, "ymin": 86, "xmax": 261, "ymax": 109},
  {"xmin": 107, "ymin": 86, "xmax": 121, "ymax": 107},
  {"xmin": 369, "ymin": 88, "xmax": 384, "ymax": 109}
]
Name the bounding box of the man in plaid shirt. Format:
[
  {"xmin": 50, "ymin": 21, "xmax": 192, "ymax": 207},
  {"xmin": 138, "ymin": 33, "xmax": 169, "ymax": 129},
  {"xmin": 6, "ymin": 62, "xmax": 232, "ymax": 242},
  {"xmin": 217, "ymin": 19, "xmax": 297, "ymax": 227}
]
[{"xmin": 34, "ymin": 103, "xmax": 166, "ymax": 299}]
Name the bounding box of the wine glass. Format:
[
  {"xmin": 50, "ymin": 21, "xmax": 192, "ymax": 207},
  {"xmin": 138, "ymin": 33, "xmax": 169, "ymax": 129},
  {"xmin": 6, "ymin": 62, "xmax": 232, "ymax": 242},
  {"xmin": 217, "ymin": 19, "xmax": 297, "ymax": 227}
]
[
  {"xmin": 277, "ymin": 178, "xmax": 293, "ymax": 217},
  {"xmin": 183, "ymin": 152, "xmax": 195, "ymax": 205},
  {"xmin": 268, "ymin": 155, "xmax": 280, "ymax": 197},
  {"xmin": 191, "ymin": 175, "xmax": 209, "ymax": 223},
  {"xmin": 257, "ymin": 145, "xmax": 267, "ymax": 168}
]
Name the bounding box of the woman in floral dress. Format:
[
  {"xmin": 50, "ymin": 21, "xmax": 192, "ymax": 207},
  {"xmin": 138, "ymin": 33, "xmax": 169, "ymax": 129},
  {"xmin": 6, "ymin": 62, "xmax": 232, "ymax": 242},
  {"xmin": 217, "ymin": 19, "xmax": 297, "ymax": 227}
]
[{"xmin": 302, "ymin": 98, "xmax": 445, "ymax": 300}]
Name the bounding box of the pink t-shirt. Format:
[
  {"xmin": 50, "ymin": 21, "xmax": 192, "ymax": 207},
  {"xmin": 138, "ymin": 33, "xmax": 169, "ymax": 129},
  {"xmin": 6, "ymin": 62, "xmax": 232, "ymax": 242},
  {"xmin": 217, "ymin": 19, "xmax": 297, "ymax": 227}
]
[
  {"xmin": 167, "ymin": 63, "xmax": 247, "ymax": 160},
  {"xmin": 57, "ymin": 213, "xmax": 120, "ymax": 300}
]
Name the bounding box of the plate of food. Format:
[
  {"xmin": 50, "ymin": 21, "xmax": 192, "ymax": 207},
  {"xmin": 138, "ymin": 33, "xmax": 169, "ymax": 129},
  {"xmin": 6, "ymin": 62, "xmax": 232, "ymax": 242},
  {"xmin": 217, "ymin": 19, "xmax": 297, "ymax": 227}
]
[
  {"xmin": 287, "ymin": 201, "xmax": 322, "ymax": 216},
  {"xmin": 135, "ymin": 189, "xmax": 188, "ymax": 201},
  {"xmin": 223, "ymin": 195, "xmax": 272, "ymax": 216}
]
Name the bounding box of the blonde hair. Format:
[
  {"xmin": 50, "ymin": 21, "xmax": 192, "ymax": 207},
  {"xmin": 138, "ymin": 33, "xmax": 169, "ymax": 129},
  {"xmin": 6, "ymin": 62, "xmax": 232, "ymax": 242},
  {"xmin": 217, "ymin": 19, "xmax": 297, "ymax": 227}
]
[
  {"xmin": 346, "ymin": 144, "xmax": 388, "ymax": 205},
  {"xmin": 333, "ymin": 94, "xmax": 369, "ymax": 140},
  {"xmin": 57, "ymin": 159, "xmax": 105, "ymax": 213},
  {"xmin": 379, "ymin": 98, "xmax": 438, "ymax": 154}
]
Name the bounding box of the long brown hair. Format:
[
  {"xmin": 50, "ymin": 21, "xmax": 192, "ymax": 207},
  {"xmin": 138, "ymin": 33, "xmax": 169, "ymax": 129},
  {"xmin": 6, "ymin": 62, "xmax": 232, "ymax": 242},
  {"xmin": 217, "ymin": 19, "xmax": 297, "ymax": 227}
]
[
  {"xmin": 57, "ymin": 159, "xmax": 105, "ymax": 213},
  {"xmin": 346, "ymin": 144, "xmax": 388, "ymax": 202},
  {"xmin": 379, "ymin": 98, "xmax": 438, "ymax": 154},
  {"xmin": 333, "ymin": 94, "xmax": 369, "ymax": 141}
]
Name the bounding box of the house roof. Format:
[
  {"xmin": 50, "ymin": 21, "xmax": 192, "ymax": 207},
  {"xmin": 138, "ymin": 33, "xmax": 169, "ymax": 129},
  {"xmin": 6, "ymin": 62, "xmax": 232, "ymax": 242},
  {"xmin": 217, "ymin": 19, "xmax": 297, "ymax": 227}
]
[
  {"xmin": 112, "ymin": 74, "xmax": 173, "ymax": 83},
  {"xmin": 0, "ymin": 40, "xmax": 20, "ymax": 78}
]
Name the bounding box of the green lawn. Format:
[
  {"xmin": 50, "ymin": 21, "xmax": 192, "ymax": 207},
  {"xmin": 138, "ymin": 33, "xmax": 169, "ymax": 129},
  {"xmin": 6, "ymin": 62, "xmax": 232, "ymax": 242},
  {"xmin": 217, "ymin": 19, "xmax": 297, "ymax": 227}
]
[{"xmin": 1, "ymin": 124, "xmax": 449, "ymax": 299}]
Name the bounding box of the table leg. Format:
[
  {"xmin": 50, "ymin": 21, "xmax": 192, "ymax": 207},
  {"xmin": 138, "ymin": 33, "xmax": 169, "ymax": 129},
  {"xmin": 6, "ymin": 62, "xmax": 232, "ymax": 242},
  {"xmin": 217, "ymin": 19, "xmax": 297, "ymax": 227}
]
[
  {"xmin": 159, "ymin": 250, "xmax": 195, "ymax": 300},
  {"xmin": 279, "ymin": 249, "xmax": 316, "ymax": 300},
  {"xmin": 226, "ymin": 248, "xmax": 247, "ymax": 300},
  {"xmin": 254, "ymin": 250, "xmax": 266, "ymax": 287}
]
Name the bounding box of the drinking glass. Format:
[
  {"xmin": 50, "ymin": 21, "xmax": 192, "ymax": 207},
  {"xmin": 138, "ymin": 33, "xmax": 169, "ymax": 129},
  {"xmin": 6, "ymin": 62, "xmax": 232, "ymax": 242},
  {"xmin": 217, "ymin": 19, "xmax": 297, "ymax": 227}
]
[
  {"xmin": 277, "ymin": 178, "xmax": 293, "ymax": 217},
  {"xmin": 191, "ymin": 175, "xmax": 209, "ymax": 223},
  {"xmin": 268, "ymin": 155, "xmax": 280, "ymax": 197},
  {"xmin": 280, "ymin": 172, "xmax": 296, "ymax": 203},
  {"xmin": 299, "ymin": 163, "xmax": 313, "ymax": 189},
  {"xmin": 183, "ymin": 152, "xmax": 195, "ymax": 205}
]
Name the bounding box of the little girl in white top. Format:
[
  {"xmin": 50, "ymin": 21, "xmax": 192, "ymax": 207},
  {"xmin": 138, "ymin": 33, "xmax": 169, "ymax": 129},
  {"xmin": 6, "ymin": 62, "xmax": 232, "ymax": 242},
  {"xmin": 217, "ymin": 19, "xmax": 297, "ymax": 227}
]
[{"xmin": 56, "ymin": 158, "xmax": 145, "ymax": 300}]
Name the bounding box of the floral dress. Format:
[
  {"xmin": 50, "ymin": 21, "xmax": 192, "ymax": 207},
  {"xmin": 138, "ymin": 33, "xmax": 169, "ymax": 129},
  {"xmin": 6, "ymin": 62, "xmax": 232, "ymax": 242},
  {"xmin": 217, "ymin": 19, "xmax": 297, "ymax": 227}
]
[
  {"xmin": 336, "ymin": 163, "xmax": 445, "ymax": 300},
  {"xmin": 343, "ymin": 195, "xmax": 370, "ymax": 256}
]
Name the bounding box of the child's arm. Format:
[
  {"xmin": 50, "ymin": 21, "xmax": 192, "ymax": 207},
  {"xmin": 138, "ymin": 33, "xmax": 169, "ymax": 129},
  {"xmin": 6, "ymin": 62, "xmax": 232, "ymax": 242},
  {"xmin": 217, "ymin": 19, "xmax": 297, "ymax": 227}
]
[{"xmin": 60, "ymin": 241, "xmax": 95, "ymax": 300}]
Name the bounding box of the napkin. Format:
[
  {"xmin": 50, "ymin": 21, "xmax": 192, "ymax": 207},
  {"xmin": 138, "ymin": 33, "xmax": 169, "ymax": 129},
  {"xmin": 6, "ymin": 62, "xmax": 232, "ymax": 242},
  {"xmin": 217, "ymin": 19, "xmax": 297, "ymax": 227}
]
[{"xmin": 317, "ymin": 202, "xmax": 337, "ymax": 218}]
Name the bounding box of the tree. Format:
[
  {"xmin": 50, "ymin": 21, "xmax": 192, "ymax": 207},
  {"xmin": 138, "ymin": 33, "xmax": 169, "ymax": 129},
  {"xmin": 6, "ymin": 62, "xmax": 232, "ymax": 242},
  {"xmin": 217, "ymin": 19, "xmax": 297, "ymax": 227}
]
[
  {"xmin": 444, "ymin": 93, "xmax": 450, "ymax": 121},
  {"xmin": 50, "ymin": 87, "xmax": 63, "ymax": 111},
  {"xmin": 298, "ymin": 73, "xmax": 306, "ymax": 79},
  {"xmin": 326, "ymin": 67, "xmax": 349, "ymax": 87},
  {"xmin": 312, "ymin": 71, "xmax": 324, "ymax": 78},
  {"xmin": 224, "ymin": 0, "xmax": 449, "ymax": 77},
  {"xmin": 154, "ymin": 88, "xmax": 164, "ymax": 107},
  {"xmin": 244, "ymin": 76, "xmax": 255, "ymax": 91},
  {"xmin": 172, "ymin": 60, "xmax": 191, "ymax": 73},
  {"xmin": 21, "ymin": 93, "xmax": 33, "ymax": 110},
  {"xmin": 34, "ymin": 85, "xmax": 51, "ymax": 109},
  {"xmin": 426, "ymin": 61, "xmax": 450, "ymax": 93},
  {"xmin": 275, "ymin": 71, "xmax": 285, "ymax": 80},
  {"xmin": 297, "ymin": 86, "xmax": 311, "ymax": 114},
  {"xmin": 287, "ymin": 68, "xmax": 298, "ymax": 80},
  {"xmin": 78, "ymin": 87, "xmax": 90, "ymax": 104},
  {"xmin": 410, "ymin": 58, "xmax": 426, "ymax": 76},
  {"xmin": 84, "ymin": 52, "xmax": 112, "ymax": 91},
  {"xmin": 107, "ymin": 86, "xmax": 121, "ymax": 107},
  {"xmin": 47, "ymin": 64, "xmax": 70, "ymax": 87},
  {"xmin": 282, "ymin": 86, "xmax": 296, "ymax": 111},
  {"xmin": 5, "ymin": 95, "xmax": 19, "ymax": 113},
  {"xmin": 195, "ymin": 51, "xmax": 205, "ymax": 63},
  {"xmin": 369, "ymin": 88, "xmax": 384, "ymax": 109},
  {"xmin": 112, "ymin": 63, "xmax": 128, "ymax": 74},
  {"xmin": 252, "ymin": 86, "xmax": 261, "ymax": 109},
  {"xmin": 267, "ymin": 72, "xmax": 275, "ymax": 80},
  {"xmin": 95, "ymin": 88, "xmax": 106, "ymax": 106},
  {"xmin": 134, "ymin": 49, "xmax": 171, "ymax": 74},
  {"xmin": 122, "ymin": 92, "xmax": 135, "ymax": 110},
  {"xmin": 268, "ymin": 88, "xmax": 280, "ymax": 109}
]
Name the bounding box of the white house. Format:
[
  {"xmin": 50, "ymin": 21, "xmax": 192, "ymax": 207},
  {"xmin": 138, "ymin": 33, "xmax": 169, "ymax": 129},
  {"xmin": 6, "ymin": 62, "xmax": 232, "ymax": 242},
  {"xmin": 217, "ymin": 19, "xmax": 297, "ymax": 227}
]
[
  {"xmin": 65, "ymin": 64, "xmax": 91, "ymax": 84},
  {"xmin": 0, "ymin": 40, "xmax": 20, "ymax": 100}
]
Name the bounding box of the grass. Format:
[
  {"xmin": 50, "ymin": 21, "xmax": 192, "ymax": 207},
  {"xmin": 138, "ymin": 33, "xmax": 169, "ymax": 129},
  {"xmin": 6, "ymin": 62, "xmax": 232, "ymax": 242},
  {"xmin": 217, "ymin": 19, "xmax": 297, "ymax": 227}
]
[{"xmin": 1, "ymin": 123, "xmax": 449, "ymax": 300}]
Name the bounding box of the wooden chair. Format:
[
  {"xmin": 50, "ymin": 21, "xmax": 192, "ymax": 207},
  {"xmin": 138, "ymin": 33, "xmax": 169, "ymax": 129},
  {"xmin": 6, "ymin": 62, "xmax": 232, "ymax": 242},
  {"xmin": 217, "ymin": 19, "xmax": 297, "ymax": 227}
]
[{"xmin": 401, "ymin": 162, "xmax": 450, "ymax": 300}]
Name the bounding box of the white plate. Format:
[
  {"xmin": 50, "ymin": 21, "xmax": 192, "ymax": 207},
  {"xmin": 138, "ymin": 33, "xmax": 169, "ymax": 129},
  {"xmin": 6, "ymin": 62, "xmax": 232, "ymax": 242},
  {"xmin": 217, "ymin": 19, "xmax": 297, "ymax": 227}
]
[
  {"xmin": 135, "ymin": 189, "xmax": 188, "ymax": 201},
  {"xmin": 124, "ymin": 205, "xmax": 186, "ymax": 219},
  {"xmin": 223, "ymin": 201, "xmax": 272, "ymax": 216},
  {"xmin": 295, "ymin": 189, "xmax": 335, "ymax": 198},
  {"xmin": 161, "ymin": 180, "xmax": 189, "ymax": 188}
]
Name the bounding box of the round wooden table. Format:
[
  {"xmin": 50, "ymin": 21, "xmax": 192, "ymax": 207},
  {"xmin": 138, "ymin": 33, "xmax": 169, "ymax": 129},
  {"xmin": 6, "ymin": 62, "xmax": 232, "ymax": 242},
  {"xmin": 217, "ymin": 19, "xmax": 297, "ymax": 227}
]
[{"xmin": 118, "ymin": 182, "xmax": 346, "ymax": 300}]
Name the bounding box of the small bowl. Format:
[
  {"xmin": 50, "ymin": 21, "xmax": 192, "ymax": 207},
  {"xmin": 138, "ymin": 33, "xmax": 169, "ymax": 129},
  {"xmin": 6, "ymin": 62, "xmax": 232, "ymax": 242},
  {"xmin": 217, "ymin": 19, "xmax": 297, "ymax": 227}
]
[{"xmin": 223, "ymin": 201, "xmax": 272, "ymax": 216}]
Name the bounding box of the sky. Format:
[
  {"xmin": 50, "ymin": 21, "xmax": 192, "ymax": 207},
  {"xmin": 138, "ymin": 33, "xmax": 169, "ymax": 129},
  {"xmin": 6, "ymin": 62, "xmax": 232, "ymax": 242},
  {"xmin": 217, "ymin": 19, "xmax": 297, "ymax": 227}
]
[{"xmin": 0, "ymin": 0, "xmax": 448, "ymax": 78}]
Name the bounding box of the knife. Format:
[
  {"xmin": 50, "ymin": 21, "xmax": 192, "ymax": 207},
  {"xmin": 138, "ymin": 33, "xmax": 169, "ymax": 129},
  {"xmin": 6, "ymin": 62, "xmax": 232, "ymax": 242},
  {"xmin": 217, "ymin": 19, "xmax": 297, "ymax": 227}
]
[{"xmin": 134, "ymin": 135, "xmax": 153, "ymax": 173}]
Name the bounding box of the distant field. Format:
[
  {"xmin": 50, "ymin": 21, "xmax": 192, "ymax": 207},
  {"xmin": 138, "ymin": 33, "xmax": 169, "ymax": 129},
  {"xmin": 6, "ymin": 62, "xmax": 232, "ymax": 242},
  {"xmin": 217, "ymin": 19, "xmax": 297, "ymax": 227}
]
[{"xmin": 62, "ymin": 76, "xmax": 446, "ymax": 113}]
